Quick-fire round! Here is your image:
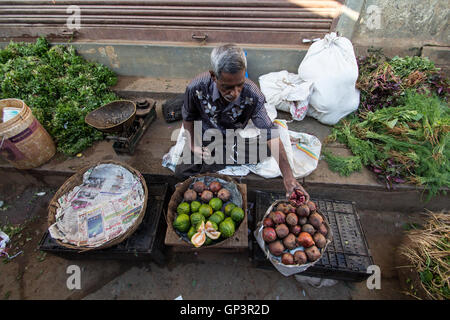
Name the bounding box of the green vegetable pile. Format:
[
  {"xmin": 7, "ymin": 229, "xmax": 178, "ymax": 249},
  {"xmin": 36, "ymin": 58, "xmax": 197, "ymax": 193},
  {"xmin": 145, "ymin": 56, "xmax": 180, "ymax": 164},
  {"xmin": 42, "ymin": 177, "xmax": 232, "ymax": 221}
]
[
  {"xmin": 324, "ymin": 51, "xmax": 449, "ymax": 199},
  {"xmin": 0, "ymin": 37, "xmax": 118, "ymax": 156}
]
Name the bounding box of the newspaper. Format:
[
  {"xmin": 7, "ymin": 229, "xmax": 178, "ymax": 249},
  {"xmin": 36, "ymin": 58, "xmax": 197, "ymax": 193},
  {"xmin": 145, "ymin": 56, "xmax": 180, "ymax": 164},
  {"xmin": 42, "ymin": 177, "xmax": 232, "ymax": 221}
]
[{"xmin": 48, "ymin": 164, "xmax": 145, "ymax": 248}]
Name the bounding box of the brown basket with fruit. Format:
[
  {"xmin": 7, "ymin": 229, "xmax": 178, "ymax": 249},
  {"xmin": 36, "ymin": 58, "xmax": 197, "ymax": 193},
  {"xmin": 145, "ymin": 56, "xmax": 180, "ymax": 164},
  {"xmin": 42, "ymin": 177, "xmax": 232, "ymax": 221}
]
[
  {"xmin": 165, "ymin": 173, "xmax": 247, "ymax": 250},
  {"xmin": 254, "ymin": 189, "xmax": 333, "ymax": 276}
]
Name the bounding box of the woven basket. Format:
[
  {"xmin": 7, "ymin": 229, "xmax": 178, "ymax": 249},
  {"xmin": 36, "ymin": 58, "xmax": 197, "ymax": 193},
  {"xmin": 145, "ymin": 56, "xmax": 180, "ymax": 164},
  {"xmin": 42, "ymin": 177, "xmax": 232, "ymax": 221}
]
[
  {"xmin": 47, "ymin": 160, "xmax": 148, "ymax": 252},
  {"xmin": 166, "ymin": 173, "xmax": 247, "ymax": 249}
]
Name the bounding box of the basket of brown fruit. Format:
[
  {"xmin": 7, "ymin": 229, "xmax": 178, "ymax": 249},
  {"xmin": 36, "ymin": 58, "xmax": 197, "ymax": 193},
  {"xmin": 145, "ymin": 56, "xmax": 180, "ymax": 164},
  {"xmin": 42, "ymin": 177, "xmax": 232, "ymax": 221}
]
[{"xmin": 254, "ymin": 189, "xmax": 333, "ymax": 276}]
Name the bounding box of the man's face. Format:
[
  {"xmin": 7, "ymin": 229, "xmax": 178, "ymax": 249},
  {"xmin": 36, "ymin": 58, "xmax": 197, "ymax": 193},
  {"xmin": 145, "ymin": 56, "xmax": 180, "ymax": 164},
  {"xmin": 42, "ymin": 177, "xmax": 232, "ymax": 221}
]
[{"xmin": 211, "ymin": 69, "xmax": 246, "ymax": 103}]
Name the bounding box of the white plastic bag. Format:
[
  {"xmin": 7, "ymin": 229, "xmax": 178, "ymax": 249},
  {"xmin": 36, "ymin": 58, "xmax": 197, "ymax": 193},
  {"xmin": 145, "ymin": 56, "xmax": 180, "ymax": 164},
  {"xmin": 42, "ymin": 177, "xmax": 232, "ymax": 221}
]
[
  {"xmin": 245, "ymin": 119, "xmax": 321, "ymax": 179},
  {"xmin": 298, "ymin": 32, "xmax": 360, "ymax": 125},
  {"xmin": 259, "ymin": 70, "xmax": 313, "ymax": 121}
]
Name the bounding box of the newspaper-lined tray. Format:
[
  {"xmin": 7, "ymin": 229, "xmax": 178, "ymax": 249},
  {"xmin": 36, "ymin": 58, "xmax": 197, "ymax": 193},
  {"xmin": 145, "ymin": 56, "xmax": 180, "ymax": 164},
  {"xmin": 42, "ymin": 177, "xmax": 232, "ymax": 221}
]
[{"xmin": 47, "ymin": 161, "xmax": 148, "ymax": 252}]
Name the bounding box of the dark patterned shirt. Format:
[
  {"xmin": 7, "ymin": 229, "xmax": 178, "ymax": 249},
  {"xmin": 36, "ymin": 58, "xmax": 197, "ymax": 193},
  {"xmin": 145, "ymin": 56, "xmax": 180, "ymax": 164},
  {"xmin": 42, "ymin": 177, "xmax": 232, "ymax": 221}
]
[{"xmin": 182, "ymin": 72, "xmax": 279, "ymax": 140}]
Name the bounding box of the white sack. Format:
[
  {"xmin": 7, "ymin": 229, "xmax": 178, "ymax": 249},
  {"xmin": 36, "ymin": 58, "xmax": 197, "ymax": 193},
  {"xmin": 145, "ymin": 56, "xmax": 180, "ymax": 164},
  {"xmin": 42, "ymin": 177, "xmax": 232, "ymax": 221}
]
[{"xmin": 298, "ymin": 32, "xmax": 360, "ymax": 125}]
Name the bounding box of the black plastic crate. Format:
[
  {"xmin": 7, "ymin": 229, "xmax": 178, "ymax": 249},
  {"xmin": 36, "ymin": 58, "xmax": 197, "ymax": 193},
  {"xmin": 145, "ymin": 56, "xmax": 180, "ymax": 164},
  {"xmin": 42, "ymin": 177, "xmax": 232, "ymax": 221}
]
[
  {"xmin": 38, "ymin": 182, "xmax": 170, "ymax": 265},
  {"xmin": 250, "ymin": 191, "xmax": 374, "ymax": 282}
]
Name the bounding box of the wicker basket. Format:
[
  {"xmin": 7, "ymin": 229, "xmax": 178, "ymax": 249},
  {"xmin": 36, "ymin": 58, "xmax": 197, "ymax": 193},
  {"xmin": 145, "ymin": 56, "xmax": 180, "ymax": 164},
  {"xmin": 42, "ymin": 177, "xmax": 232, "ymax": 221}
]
[
  {"xmin": 166, "ymin": 173, "xmax": 247, "ymax": 249},
  {"xmin": 47, "ymin": 160, "xmax": 148, "ymax": 252}
]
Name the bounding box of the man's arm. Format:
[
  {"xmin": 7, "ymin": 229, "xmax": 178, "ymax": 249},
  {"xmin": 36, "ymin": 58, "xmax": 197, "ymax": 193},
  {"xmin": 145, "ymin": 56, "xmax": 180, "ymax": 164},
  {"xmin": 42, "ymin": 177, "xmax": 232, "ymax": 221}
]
[
  {"xmin": 268, "ymin": 137, "xmax": 310, "ymax": 200},
  {"xmin": 183, "ymin": 120, "xmax": 210, "ymax": 160}
]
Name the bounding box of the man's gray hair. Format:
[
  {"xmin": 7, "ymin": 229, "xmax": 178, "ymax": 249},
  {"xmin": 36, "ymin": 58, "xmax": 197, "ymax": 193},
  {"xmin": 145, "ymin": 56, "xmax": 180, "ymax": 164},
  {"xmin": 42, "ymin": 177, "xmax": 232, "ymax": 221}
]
[{"xmin": 210, "ymin": 44, "xmax": 247, "ymax": 79}]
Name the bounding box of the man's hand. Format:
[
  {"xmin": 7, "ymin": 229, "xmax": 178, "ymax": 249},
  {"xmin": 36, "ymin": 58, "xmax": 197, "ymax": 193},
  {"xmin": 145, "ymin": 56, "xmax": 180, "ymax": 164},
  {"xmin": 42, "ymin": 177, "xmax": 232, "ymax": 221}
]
[
  {"xmin": 192, "ymin": 145, "xmax": 211, "ymax": 161},
  {"xmin": 283, "ymin": 175, "xmax": 310, "ymax": 202}
]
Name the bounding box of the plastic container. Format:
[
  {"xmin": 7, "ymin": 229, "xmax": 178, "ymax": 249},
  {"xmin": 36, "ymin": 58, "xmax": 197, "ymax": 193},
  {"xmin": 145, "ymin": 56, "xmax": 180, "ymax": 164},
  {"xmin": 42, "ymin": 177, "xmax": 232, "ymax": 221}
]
[{"xmin": 0, "ymin": 99, "xmax": 55, "ymax": 169}]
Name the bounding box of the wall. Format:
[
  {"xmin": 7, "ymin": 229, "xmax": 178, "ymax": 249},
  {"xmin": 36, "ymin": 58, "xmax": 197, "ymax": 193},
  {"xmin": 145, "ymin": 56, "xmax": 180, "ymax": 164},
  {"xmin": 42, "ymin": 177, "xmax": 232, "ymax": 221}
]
[{"xmin": 349, "ymin": 0, "xmax": 449, "ymax": 58}]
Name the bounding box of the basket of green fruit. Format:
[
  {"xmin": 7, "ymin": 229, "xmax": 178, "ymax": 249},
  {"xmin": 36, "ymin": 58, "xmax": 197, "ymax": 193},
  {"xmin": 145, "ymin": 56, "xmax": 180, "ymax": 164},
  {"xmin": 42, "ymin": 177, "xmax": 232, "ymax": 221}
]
[{"xmin": 165, "ymin": 173, "xmax": 247, "ymax": 250}]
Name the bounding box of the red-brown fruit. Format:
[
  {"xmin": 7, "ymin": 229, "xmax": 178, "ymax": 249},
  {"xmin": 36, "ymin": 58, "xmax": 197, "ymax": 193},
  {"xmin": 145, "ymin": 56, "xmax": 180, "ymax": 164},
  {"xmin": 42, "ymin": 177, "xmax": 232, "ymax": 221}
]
[
  {"xmin": 318, "ymin": 223, "xmax": 328, "ymax": 237},
  {"xmin": 286, "ymin": 213, "xmax": 298, "ymax": 226},
  {"xmin": 296, "ymin": 204, "xmax": 310, "ymax": 218},
  {"xmin": 305, "ymin": 245, "xmax": 321, "ymax": 262},
  {"xmin": 306, "ymin": 200, "xmax": 316, "ymax": 212},
  {"xmin": 275, "ymin": 224, "xmax": 290, "ymax": 239},
  {"xmin": 298, "ymin": 217, "xmax": 308, "ymax": 225},
  {"xmin": 313, "ymin": 233, "xmax": 327, "ymax": 249},
  {"xmin": 281, "ymin": 253, "xmax": 295, "ymax": 265},
  {"xmin": 209, "ymin": 181, "xmax": 222, "ymax": 193},
  {"xmin": 217, "ymin": 188, "xmax": 231, "ymax": 202},
  {"xmin": 283, "ymin": 233, "xmax": 297, "ymax": 250},
  {"xmin": 302, "ymin": 224, "xmax": 316, "ymax": 236},
  {"xmin": 192, "ymin": 181, "xmax": 207, "ymax": 194},
  {"xmin": 263, "ymin": 217, "xmax": 275, "ymax": 228},
  {"xmin": 200, "ymin": 190, "xmax": 213, "ymax": 202},
  {"xmin": 268, "ymin": 240, "xmax": 285, "ymax": 256},
  {"xmin": 286, "ymin": 204, "xmax": 296, "ymax": 213},
  {"xmin": 276, "ymin": 203, "xmax": 290, "ymax": 214},
  {"xmin": 262, "ymin": 227, "xmax": 277, "ymax": 243},
  {"xmin": 184, "ymin": 189, "xmax": 197, "ymax": 202},
  {"xmin": 293, "ymin": 251, "xmax": 307, "ymax": 265},
  {"xmin": 272, "ymin": 211, "xmax": 286, "ymax": 225},
  {"xmin": 296, "ymin": 232, "xmax": 315, "ymax": 248},
  {"xmin": 289, "ymin": 224, "xmax": 302, "ymax": 236},
  {"xmin": 308, "ymin": 212, "xmax": 324, "ymax": 229}
]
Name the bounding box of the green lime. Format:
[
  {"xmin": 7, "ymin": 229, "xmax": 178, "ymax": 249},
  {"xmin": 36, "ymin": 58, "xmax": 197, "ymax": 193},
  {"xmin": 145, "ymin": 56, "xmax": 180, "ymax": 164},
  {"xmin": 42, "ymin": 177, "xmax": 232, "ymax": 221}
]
[
  {"xmin": 231, "ymin": 207, "xmax": 245, "ymax": 223},
  {"xmin": 208, "ymin": 213, "xmax": 223, "ymax": 226},
  {"xmin": 205, "ymin": 236, "xmax": 213, "ymax": 245},
  {"xmin": 214, "ymin": 211, "xmax": 225, "ymax": 221},
  {"xmin": 199, "ymin": 204, "xmax": 213, "ymax": 218},
  {"xmin": 187, "ymin": 226, "xmax": 196, "ymax": 240},
  {"xmin": 177, "ymin": 202, "xmax": 190, "ymax": 215},
  {"xmin": 173, "ymin": 213, "xmax": 190, "ymax": 232},
  {"xmin": 224, "ymin": 203, "xmax": 236, "ymax": 216},
  {"xmin": 190, "ymin": 201, "xmax": 201, "ymax": 213},
  {"xmin": 209, "ymin": 198, "xmax": 223, "ymax": 211},
  {"xmin": 219, "ymin": 219, "xmax": 235, "ymax": 238},
  {"xmin": 190, "ymin": 212, "xmax": 205, "ymax": 227}
]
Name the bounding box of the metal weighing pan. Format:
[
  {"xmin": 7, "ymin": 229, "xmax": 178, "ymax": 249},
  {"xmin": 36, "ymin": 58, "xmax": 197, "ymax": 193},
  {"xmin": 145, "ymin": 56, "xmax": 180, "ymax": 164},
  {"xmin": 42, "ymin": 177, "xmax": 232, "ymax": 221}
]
[{"xmin": 85, "ymin": 100, "xmax": 136, "ymax": 134}]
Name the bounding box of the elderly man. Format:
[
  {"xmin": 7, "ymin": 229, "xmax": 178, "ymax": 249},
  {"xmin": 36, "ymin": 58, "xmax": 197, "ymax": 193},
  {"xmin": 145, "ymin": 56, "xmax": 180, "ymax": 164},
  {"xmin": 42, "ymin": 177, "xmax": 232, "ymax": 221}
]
[{"xmin": 175, "ymin": 44, "xmax": 309, "ymax": 199}]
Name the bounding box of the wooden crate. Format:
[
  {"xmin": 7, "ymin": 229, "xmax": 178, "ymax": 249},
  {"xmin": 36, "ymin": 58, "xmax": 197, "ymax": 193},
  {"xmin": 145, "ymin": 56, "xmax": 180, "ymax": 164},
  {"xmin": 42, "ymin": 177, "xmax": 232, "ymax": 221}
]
[{"xmin": 164, "ymin": 174, "xmax": 248, "ymax": 252}]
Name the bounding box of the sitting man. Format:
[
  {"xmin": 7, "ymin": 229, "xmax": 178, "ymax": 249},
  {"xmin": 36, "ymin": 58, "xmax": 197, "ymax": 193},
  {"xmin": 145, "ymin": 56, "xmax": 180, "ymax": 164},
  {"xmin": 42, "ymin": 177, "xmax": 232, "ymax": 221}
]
[{"xmin": 175, "ymin": 44, "xmax": 309, "ymax": 199}]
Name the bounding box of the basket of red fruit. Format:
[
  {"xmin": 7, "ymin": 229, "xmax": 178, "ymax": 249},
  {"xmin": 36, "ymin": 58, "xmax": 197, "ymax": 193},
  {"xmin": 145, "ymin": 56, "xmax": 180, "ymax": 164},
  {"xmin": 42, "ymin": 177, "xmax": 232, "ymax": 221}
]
[{"xmin": 254, "ymin": 189, "xmax": 333, "ymax": 276}]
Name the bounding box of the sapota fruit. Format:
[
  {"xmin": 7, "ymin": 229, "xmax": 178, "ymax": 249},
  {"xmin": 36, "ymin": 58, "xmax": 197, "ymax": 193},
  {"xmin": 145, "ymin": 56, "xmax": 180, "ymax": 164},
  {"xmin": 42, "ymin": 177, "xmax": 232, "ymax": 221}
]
[
  {"xmin": 281, "ymin": 253, "xmax": 295, "ymax": 265},
  {"xmin": 209, "ymin": 181, "xmax": 222, "ymax": 193},
  {"xmin": 313, "ymin": 233, "xmax": 327, "ymax": 249},
  {"xmin": 294, "ymin": 251, "xmax": 307, "ymax": 265},
  {"xmin": 184, "ymin": 189, "xmax": 197, "ymax": 202},
  {"xmin": 296, "ymin": 204, "xmax": 310, "ymax": 218},
  {"xmin": 268, "ymin": 240, "xmax": 285, "ymax": 256},
  {"xmin": 217, "ymin": 188, "xmax": 231, "ymax": 202},
  {"xmin": 283, "ymin": 233, "xmax": 297, "ymax": 250},
  {"xmin": 263, "ymin": 217, "xmax": 275, "ymax": 228},
  {"xmin": 318, "ymin": 223, "xmax": 328, "ymax": 237},
  {"xmin": 308, "ymin": 212, "xmax": 324, "ymax": 229},
  {"xmin": 289, "ymin": 224, "xmax": 301, "ymax": 236},
  {"xmin": 302, "ymin": 224, "xmax": 316, "ymax": 236},
  {"xmin": 272, "ymin": 211, "xmax": 286, "ymax": 225},
  {"xmin": 305, "ymin": 245, "xmax": 321, "ymax": 262},
  {"xmin": 275, "ymin": 224, "xmax": 289, "ymax": 239},
  {"xmin": 296, "ymin": 232, "xmax": 315, "ymax": 248},
  {"xmin": 193, "ymin": 181, "xmax": 207, "ymax": 193},
  {"xmin": 200, "ymin": 190, "xmax": 213, "ymax": 202},
  {"xmin": 262, "ymin": 227, "xmax": 277, "ymax": 243},
  {"xmin": 286, "ymin": 213, "xmax": 298, "ymax": 226}
]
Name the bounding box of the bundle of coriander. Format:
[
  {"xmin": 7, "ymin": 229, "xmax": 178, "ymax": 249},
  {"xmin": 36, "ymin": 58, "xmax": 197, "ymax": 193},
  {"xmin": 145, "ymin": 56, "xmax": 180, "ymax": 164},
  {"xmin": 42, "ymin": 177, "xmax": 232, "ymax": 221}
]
[
  {"xmin": 324, "ymin": 52, "xmax": 449, "ymax": 199},
  {"xmin": 0, "ymin": 37, "xmax": 119, "ymax": 156}
]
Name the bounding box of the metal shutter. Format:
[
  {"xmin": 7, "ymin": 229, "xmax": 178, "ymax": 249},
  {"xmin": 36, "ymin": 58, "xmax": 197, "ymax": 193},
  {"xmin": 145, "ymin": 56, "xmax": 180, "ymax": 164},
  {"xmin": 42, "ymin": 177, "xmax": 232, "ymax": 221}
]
[{"xmin": 0, "ymin": 0, "xmax": 344, "ymax": 45}]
